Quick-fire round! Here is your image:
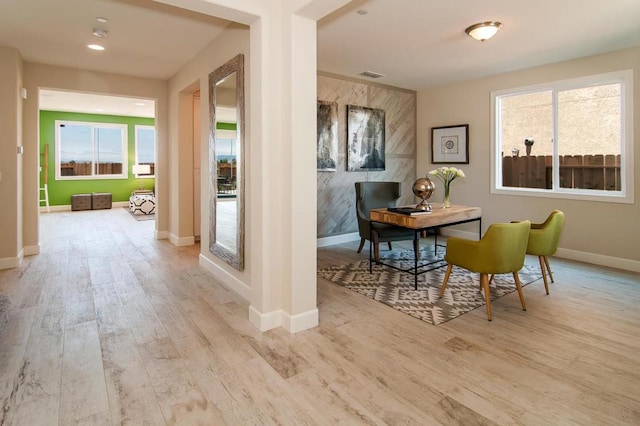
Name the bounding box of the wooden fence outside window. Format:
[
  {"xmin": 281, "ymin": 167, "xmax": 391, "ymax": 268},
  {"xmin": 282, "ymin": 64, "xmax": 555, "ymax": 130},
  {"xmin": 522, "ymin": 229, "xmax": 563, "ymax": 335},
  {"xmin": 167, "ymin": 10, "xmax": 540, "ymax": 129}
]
[{"xmin": 502, "ymin": 154, "xmax": 621, "ymax": 190}]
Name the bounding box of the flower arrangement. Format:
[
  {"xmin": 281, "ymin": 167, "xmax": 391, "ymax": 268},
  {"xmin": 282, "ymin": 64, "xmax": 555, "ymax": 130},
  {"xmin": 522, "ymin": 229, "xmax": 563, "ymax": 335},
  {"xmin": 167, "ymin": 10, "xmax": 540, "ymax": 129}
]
[{"xmin": 428, "ymin": 166, "xmax": 465, "ymax": 208}]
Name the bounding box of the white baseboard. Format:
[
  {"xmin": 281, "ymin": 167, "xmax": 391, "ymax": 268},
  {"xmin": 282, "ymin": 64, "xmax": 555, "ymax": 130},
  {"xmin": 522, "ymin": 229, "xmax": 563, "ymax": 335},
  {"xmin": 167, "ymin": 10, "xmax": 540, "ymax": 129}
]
[
  {"xmin": 0, "ymin": 257, "xmax": 20, "ymax": 269},
  {"xmin": 556, "ymin": 248, "xmax": 640, "ymax": 273},
  {"xmin": 317, "ymin": 232, "xmax": 360, "ymax": 247},
  {"xmin": 248, "ymin": 306, "xmax": 319, "ymax": 333},
  {"xmin": 41, "ymin": 205, "xmax": 71, "ymax": 212},
  {"xmin": 440, "ymin": 229, "xmax": 640, "ymax": 273},
  {"xmin": 282, "ymin": 308, "xmax": 319, "ymax": 333},
  {"xmin": 440, "ymin": 228, "xmax": 479, "ymax": 240},
  {"xmin": 155, "ymin": 230, "xmax": 169, "ymax": 240},
  {"xmin": 169, "ymin": 233, "xmax": 195, "ymax": 246},
  {"xmin": 198, "ymin": 253, "xmax": 250, "ymax": 300},
  {"xmin": 0, "ymin": 250, "xmax": 23, "ymax": 270},
  {"xmin": 41, "ymin": 202, "xmax": 127, "ymax": 212},
  {"xmin": 249, "ymin": 306, "xmax": 282, "ymax": 332},
  {"xmin": 23, "ymin": 245, "xmax": 40, "ymax": 256}
]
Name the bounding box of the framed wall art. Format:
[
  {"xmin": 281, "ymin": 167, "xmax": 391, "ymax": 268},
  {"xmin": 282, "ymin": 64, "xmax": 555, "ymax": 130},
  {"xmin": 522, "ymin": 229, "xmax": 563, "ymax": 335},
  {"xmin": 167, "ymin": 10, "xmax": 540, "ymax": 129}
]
[
  {"xmin": 347, "ymin": 105, "xmax": 385, "ymax": 171},
  {"xmin": 431, "ymin": 124, "xmax": 469, "ymax": 164},
  {"xmin": 317, "ymin": 100, "xmax": 338, "ymax": 171}
]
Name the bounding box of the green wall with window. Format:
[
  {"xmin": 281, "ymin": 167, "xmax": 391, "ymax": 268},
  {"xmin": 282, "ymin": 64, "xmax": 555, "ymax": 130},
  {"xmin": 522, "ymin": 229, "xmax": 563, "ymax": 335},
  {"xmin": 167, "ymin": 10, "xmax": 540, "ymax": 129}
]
[{"xmin": 39, "ymin": 110, "xmax": 155, "ymax": 206}]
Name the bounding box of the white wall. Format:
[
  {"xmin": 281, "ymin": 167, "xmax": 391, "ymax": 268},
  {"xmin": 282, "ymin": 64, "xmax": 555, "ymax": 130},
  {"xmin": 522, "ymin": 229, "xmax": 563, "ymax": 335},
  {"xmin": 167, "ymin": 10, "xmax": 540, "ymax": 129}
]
[
  {"xmin": 0, "ymin": 47, "xmax": 23, "ymax": 268},
  {"xmin": 167, "ymin": 23, "xmax": 251, "ymax": 297},
  {"xmin": 163, "ymin": 0, "xmax": 351, "ymax": 332},
  {"xmin": 417, "ymin": 47, "xmax": 640, "ymax": 271},
  {"xmin": 21, "ymin": 63, "xmax": 169, "ymax": 247}
]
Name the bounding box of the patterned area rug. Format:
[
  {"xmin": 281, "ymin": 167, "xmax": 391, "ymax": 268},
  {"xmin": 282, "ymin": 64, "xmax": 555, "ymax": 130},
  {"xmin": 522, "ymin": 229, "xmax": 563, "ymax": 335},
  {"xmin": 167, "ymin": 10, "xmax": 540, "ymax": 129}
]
[
  {"xmin": 318, "ymin": 249, "xmax": 542, "ymax": 325},
  {"xmin": 0, "ymin": 294, "xmax": 10, "ymax": 337},
  {"xmin": 124, "ymin": 207, "xmax": 155, "ymax": 221}
]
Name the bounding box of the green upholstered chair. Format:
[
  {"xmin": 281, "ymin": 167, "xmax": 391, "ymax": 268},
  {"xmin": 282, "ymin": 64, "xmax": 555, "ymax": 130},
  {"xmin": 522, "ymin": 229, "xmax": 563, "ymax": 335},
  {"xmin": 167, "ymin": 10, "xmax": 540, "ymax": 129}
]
[
  {"xmin": 355, "ymin": 182, "xmax": 418, "ymax": 262},
  {"xmin": 525, "ymin": 210, "xmax": 565, "ymax": 295},
  {"xmin": 439, "ymin": 221, "xmax": 531, "ymax": 321}
]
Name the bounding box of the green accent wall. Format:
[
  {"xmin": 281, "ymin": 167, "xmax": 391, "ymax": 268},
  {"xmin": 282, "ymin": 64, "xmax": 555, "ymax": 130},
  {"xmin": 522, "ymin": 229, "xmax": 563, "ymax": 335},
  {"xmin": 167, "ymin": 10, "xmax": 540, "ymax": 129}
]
[
  {"xmin": 216, "ymin": 122, "xmax": 237, "ymax": 131},
  {"xmin": 39, "ymin": 110, "xmax": 155, "ymax": 206}
]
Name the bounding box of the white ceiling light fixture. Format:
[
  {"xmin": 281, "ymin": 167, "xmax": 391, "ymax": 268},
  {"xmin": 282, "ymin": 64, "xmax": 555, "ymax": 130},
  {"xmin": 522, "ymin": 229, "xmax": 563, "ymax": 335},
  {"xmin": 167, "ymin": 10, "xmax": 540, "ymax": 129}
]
[
  {"xmin": 87, "ymin": 44, "xmax": 105, "ymax": 51},
  {"xmin": 96, "ymin": 17, "xmax": 108, "ymax": 23},
  {"xmin": 92, "ymin": 28, "xmax": 108, "ymax": 38},
  {"xmin": 465, "ymin": 21, "xmax": 502, "ymax": 42}
]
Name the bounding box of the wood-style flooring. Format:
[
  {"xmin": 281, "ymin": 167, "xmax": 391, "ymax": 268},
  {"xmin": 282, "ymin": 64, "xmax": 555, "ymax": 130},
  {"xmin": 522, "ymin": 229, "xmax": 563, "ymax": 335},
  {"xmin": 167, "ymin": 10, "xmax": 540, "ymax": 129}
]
[{"xmin": 1, "ymin": 208, "xmax": 639, "ymax": 425}]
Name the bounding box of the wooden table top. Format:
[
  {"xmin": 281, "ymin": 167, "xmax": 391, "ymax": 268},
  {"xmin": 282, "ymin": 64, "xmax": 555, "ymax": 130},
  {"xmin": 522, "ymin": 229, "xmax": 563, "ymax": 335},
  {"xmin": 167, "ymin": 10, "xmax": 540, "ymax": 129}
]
[{"xmin": 370, "ymin": 204, "xmax": 482, "ymax": 230}]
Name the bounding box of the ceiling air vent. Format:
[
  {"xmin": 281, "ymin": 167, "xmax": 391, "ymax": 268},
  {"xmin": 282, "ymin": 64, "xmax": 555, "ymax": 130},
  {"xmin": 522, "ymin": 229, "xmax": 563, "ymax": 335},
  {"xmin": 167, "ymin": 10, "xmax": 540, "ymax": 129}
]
[{"xmin": 359, "ymin": 71, "xmax": 385, "ymax": 79}]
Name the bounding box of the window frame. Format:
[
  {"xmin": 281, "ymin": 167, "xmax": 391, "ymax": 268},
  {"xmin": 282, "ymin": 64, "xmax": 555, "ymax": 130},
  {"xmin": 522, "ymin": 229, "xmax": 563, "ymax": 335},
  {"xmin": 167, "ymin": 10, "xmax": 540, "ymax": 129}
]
[
  {"xmin": 490, "ymin": 69, "xmax": 634, "ymax": 204},
  {"xmin": 55, "ymin": 120, "xmax": 128, "ymax": 180},
  {"xmin": 134, "ymin": 125, "xmax": 156, "ymax": 179}
]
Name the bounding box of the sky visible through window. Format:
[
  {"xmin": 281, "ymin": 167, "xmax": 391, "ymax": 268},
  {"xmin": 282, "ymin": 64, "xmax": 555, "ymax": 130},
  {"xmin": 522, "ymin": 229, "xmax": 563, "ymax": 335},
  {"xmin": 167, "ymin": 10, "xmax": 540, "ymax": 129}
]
[
  {"xmin": 216, "ymin": 138, "xmax": 237, "ymax": 161},
  {"xmin": 60, "ymin": 124, "xmax": 123, "ymax": 163},
  {"xmin": 137, "ymin": 127, "xmax": 155, "ymax": 163}
]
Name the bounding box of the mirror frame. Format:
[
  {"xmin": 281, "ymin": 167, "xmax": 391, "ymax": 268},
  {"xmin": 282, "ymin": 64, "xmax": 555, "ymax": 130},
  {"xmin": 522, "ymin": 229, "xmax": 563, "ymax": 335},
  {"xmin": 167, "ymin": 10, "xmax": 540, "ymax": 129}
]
[{"xmin": 208, "ymin": 54, "xmax": 245, "ymax": 270}]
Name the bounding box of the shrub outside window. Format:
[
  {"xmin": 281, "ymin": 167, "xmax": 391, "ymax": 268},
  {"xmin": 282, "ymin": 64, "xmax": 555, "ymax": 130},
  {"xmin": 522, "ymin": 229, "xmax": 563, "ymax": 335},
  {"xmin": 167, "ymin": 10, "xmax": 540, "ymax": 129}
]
[{"xmin": 491, "ymin": 70, "xmax": 634, "ymax": 203}]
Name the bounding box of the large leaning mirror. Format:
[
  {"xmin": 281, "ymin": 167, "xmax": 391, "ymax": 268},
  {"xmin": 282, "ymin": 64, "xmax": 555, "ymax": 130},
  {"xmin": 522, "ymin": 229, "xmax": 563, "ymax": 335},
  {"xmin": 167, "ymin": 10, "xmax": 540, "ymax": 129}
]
[{"xmin": 208, "ymin": 54, "xmax": 245, "ymax": 270}]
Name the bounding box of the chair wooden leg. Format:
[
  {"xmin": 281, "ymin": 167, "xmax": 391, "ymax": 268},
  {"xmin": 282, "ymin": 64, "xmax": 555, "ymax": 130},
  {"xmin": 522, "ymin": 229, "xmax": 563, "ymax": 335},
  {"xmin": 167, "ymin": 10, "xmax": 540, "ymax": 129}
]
[
  {"xmin": 374, "ymin": 243, "xmax": 380, "ymax": 263},
  {"xmin": 539, "ymin": 256, "xmax": 550, "ymax": 295},
  {"xmin": 489, "ymin": 274, "xmax": 494, "ymax": 284},
  {"xmin": 357, "ymin": 238, "xmax": 366, "ymax": 253},
  {"xmin": 413, "ymin": 237, "xmax": 420, "ymax": 259},
  {"xmin": 513, "ymin": 272, "xmax": 527, "ymax": 311},
  {"xmin": 387, "ymin": 242, "xmax": 392, "ymax": 251},
  {"xmin": 439, "ymin": 264, "xmax": 453, "ymax": 298},
  {"xmin": 481, "ymin": 273, "xmax": 492, "ymax": 321},
  {"xmin": 544, "ymin": 256, "xmax": 554, "ymax": 283}
]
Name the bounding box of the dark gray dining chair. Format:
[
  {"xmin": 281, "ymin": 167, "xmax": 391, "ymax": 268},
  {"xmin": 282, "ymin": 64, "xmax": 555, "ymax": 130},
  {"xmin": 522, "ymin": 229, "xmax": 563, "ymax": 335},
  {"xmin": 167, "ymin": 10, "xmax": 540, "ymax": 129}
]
[{"xmin": 355, "ymin": 181, "xmax": 418, "ymax": 262}]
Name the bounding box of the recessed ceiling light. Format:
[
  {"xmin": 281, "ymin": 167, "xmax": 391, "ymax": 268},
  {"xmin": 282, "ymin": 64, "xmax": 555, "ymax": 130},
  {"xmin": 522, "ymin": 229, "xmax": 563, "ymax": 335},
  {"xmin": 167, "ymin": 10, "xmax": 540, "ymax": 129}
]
[
  {"xmin": 357, "ymin": 9, "xmax": 368, "ymax": 15},
  {"xmin": 92, "ymin": 29, "xmax": 108, "ymax": 38},
  {"xmin": 96, "ymin": 17, "xmax": 108, "ymax": 23},
  {"xmin": 87, "ymin": 44, "xmax": 105, "ymax": 51}
]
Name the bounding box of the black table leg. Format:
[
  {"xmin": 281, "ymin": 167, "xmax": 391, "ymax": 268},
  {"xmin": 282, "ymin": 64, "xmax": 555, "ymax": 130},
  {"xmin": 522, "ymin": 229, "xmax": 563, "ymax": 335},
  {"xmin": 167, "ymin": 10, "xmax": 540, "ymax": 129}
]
[{"xmin": 414, "ymin": 231, "xmax": 419, "ymax": 290}]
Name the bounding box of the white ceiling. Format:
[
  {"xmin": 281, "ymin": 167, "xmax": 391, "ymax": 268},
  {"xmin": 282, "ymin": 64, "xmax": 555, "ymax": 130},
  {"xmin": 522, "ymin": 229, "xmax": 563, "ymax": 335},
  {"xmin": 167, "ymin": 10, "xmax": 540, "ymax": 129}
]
[
  {"xmin": 0, "ymin": 0, "xmax": 230, "ymax": 80},
  {"xmin": 40, "ymin": 89, "xmax": 156, "ymax": 118},
  {"xmin": 317, "ymin": 0, "xmax": 640, "ymax": 90},
  {"xmin": 1, "ymin": 0, "xmax": 639, "ymax": 114}
]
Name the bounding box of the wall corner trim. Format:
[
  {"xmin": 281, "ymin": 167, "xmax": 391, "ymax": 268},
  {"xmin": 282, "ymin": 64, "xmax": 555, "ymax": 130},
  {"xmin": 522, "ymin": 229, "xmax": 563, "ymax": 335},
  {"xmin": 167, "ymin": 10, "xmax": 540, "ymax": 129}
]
[
  {"xmin": 0, "ymin": 252, "xmax": 23, "ymax": 270},
  {"xmin": 155, "ymin": 230, "xmax": 169, "ymax": 240},
  {"xmin": 248, "ymin": 306, "xmax": 319, "ymax": 333},
  {"xmin": 169, "ymin": 234, "xmax": 195, "ymax": 247},
  {"xmin": 23, "ymin": 245, "xmax": 40, "ymax": 256}
]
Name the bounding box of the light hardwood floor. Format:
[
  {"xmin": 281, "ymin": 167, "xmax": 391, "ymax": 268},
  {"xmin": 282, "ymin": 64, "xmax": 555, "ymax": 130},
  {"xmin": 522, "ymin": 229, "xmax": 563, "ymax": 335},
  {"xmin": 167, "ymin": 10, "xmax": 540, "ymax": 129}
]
[{"xmin": 1, "ymin": 208, "xmax": 639, "ymax": 425}]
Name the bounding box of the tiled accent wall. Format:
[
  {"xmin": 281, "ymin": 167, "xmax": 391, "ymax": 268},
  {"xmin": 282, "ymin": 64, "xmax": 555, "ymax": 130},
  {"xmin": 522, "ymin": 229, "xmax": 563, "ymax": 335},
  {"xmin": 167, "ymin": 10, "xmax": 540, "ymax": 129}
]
[{"xmin": 317, "ymin": 74, "xmax": 417, "ymax": 238}]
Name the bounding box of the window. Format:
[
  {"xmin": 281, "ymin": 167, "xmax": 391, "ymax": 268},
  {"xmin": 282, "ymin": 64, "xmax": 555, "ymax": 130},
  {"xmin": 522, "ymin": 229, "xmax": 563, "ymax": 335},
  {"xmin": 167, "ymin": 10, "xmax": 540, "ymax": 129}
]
[
  {"xmin": 215, "ymin": 128, "xmax": 238, "ymax": 195},
  {"xmin": 55, "ymin": 121, "xmax": 128, "ymax": 180},
  {"xmin": 491, "ymin": 70, "xmax": 633, "ymax": 203},
  {"xmin": 134, "ymin": 125, "xmax": 156, "ymax": 177}
]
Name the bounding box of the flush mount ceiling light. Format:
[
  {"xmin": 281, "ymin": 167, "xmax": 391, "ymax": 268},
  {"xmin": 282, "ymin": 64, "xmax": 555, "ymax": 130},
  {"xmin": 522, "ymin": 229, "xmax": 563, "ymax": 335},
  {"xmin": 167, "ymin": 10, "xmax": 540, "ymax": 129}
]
[
  {"xmin": 465, "ymin": 21, "xmax": 502, "ymax": 42},
  {"xmin": 96, "ymin": 17, "xmax": 108, "ymax": 23},
  {"xmin": 87, "ymin": 44, "xmax": 105, "ymax": 51}
]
